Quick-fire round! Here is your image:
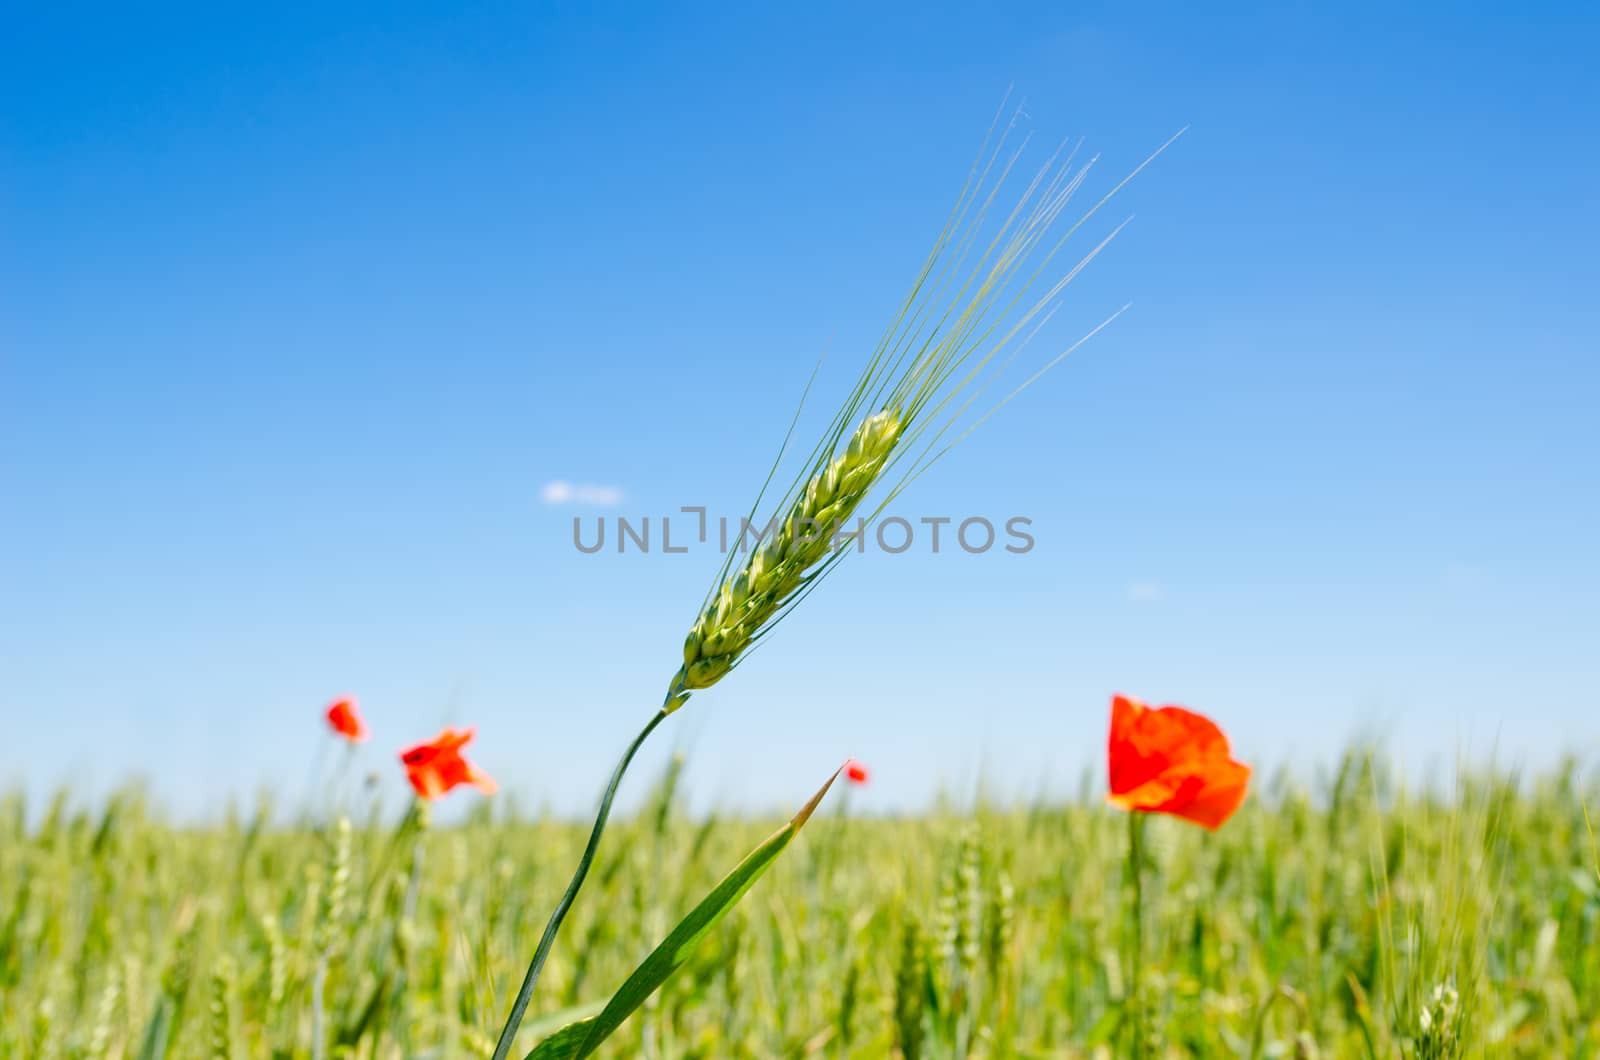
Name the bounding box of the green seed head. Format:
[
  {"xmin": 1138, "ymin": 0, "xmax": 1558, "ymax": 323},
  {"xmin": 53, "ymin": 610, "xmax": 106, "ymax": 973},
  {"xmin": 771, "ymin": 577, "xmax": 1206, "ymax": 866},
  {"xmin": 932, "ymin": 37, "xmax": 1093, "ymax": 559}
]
[
  {"xmin": 663, "ymin": 106, "xmax": 1149, "ymax": 712},
  {"xmin": 668, "ymin": 406, "xmax": 904, "ymax": 705}
]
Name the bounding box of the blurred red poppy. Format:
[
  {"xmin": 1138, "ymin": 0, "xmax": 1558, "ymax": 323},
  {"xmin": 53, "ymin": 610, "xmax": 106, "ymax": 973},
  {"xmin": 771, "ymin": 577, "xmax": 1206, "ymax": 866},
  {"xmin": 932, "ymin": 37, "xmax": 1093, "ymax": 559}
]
[
  {"xmin": 1106, "ymin": 694, "xmax": 1249, "ymax": 831},
  {"xmin": 400, "ymin": 727, "xmax": 497, "ymax": 800},
  {"xmin": 844, "ymin": 760, "xmax": 870, "ymax": 785},
  {"xmin": 325, "ymin": 697, "xmax": 370, "ymax": 743}
]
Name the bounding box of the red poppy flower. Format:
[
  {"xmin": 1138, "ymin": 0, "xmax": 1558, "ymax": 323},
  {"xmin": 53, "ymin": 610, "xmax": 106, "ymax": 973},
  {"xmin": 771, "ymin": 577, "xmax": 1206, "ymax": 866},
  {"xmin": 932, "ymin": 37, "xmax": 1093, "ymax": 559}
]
[
  {"xmin": 325, "ymin": 697, "xmax": 370, "ymax": 743},
  {"xmin": 1106, "ymin": 694, "xmax": 1249, "ymax": 831},
  {"xmin": 844, "ymin": 760, "xmax": 870, "ymax": 785},
  {"xmin": 399, "ymin": 727, "xmax": 497, "ymax": 800}
]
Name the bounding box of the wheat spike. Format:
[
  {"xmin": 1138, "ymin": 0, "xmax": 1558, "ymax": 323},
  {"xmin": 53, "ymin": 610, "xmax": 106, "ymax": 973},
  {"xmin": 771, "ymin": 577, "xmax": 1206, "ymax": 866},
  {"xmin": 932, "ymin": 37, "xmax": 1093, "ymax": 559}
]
[
  {"xmin": 663, "ymin": 105, "xmax": 1180, "ymax": 711},
  {"xmin": 207, "ymin": 954, "xmax": 236, "ymax": 1060},
  {"xmin": 670, "ymin": 407, "xmax": 903, "ymax": 703}
]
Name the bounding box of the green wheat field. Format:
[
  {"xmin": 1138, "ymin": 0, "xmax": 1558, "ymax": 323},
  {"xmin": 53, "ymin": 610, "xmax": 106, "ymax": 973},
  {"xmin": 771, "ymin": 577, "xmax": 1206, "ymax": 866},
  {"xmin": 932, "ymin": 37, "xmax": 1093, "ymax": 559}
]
[{"xmin": 4, "ymin": 752, "xmax": 1597, "ymax": 1059}]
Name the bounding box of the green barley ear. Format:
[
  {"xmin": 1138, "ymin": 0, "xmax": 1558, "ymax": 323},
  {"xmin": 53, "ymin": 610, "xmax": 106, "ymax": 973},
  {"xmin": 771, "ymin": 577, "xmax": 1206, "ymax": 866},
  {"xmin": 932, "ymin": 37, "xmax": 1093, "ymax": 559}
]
[
  {"xmin": 310, "ymin": 817, "xmax": 351, "ymax": 1060},
  {"xmin": 951, "ymin": 832, "xmax": 983, "ymax": 1052},
  {"xmin": 206, "ymin": 954, "xmax": 235, "ymax": 1060},
  {"xmin": 86, "ymin": 968, "xmax": 121, "ymax": 1060},
  {"xmin": 985, "ymin": 868, "xmax": 1017, "ymax": 1042},
  {"xmin": 984, "ymin": 869, "xmax": 1015, "ymax": 979},
  {"xmin": 314, "ymin": 817, "xmax": 352, "ymax": 958},
  {"xmin": 671, "ymin": 407, "xmax": 904, "ymax": 701},
  {"xmin": 158, "ymin": 906, "xmax": 200, "ymax": 1044},
  {"xmin": 894, "ymin": 921, "xmax": 928, "ymax": 1060},
  {"xmin": 665, "ymin": 108, "xmax": 1181, "ymax": 711},
  {"xmin": 0, "ymin": 867, "xmax": 33, "ymax": 988},
  {"xmin": 258, "ymin": 912, "xmax": 286, "ymax": 1013},
  {"xmin": 1415, "ymin": 981, "xmax": 1461, "ymax": 1060},
  {"xmin": 956, "ymin": 834, "xmax": 982, "ymax": 981},
  {"xmin": 934, "ymin": 861, "xmax": 959, "ymax": 975},
  {"xmin": 29, "ymin": 984, "xmax": 59, "ymax": 1060},
  {"xmin": 835, "ymin": 956, "xmax": 861, "ymax": 1049}
]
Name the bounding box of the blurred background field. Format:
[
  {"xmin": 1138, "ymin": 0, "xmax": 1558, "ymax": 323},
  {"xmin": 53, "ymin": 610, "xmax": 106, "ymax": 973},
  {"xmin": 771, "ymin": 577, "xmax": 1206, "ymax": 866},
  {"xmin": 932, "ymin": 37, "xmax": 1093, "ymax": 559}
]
[
  {"xmin": 4, "ymin": 752, "xmax": 1596, "ymax": 1058},
  {"xmin": 6, "ymin": 6, "xmax": 1598, "ymax": 1058}
]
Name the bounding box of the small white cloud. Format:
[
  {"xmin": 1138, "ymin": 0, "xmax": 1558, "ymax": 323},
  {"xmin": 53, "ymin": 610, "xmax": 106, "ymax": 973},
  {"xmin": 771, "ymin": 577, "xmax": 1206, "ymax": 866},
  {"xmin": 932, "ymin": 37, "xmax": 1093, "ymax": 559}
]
[
  {"xmin": 1127, "ymin": 581, "xmax": 1164, "ymax": 603},
  {"xmin": 541, "ymin": 480, "xmax": 623, "ymax": 506}
]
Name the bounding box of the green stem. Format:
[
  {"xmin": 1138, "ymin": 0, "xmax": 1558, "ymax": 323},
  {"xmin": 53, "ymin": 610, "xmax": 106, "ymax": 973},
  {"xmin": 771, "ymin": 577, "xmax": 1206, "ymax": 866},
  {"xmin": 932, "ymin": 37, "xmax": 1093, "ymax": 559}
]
[
  {"xmin": 490, "ymin": 707, "xmax": 670, "ymax": 1060},
  {"xmin": 1128, "ymin": 811, "xmax": 1146, "ymax": 1060},
  {"xmin": 396, "ymin": 820, "xmax": 426, "ymax": 1055},
  {"xmin": 310, "ymin": 956, "xmax": 327, "ymax": 1060}
]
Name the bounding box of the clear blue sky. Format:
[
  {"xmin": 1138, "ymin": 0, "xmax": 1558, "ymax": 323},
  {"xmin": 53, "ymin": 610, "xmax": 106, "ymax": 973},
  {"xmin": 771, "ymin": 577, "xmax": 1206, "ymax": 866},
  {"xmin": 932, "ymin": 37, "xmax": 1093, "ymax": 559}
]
[{"xmin": 3, "ymin": 3, "xmax": 1597, "ymax": 818}]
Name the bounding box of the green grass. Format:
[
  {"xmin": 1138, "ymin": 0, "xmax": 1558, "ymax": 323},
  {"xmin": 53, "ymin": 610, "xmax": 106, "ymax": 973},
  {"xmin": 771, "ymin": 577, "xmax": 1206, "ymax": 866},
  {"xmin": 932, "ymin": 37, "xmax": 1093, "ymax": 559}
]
[{"xmin": 2, "ymin": 751, "xmax": 1597, "ymax": 1058}]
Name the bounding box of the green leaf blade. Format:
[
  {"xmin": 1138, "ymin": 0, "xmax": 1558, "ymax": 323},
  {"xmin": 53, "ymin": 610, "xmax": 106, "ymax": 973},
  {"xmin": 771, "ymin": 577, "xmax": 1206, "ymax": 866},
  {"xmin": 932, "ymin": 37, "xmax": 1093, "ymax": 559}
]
[{"xmin": 525, "ymin": 766, "xmax": 841, "ymax": 1060}]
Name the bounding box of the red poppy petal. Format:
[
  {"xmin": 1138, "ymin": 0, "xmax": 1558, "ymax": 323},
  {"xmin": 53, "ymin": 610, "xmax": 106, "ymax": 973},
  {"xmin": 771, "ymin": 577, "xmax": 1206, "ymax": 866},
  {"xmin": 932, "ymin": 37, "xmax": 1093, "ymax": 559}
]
[
  {"xmin": 406, "ymin": 764, "xmax": 446, "ymax": 800},
  {"xmin": 468, "ymin": 763, "xmax": 498, "ymax": 795},
  {"xmin": 1107, "ymin": 694, "xmax": 1249, "ymax": 830},
  {"xmin": 1161, "ymin": 760, "xmax": 1250, "ymax": 831}
]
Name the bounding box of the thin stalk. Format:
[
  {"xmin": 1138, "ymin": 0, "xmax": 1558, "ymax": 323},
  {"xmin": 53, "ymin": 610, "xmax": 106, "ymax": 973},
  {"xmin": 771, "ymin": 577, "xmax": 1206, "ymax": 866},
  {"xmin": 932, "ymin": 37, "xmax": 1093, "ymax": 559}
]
[
  {"xmin": 1127, "ymin": 811, "xmax": 1146, "ymax": 1060},
  {"xmin": 396, "ymin": 820, "xmax": 426, "ymax": 1055},
  {"xmin": 310, "ymin": 959, "xmax": 327, "ymax": 1060},
  {"xmin": 490, "ymin": 707, "xmax": 670, "ymax": 1060},
  {"xmin": 1584, "ymin": 791, "xmax": 1600, "ymax": 883}
]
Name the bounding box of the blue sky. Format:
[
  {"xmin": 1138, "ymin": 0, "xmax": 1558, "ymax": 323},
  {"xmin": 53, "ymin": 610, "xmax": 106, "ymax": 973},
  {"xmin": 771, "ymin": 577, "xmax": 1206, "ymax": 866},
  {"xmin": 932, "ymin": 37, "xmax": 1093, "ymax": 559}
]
[{"xmin": 3, "ymin": 3, "xmax": 1597, "ymax": 818}]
